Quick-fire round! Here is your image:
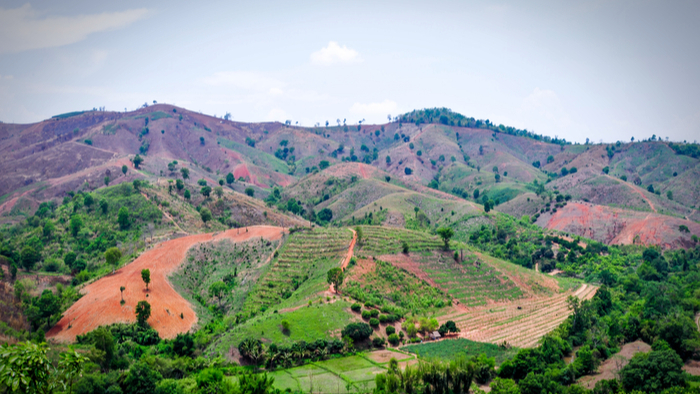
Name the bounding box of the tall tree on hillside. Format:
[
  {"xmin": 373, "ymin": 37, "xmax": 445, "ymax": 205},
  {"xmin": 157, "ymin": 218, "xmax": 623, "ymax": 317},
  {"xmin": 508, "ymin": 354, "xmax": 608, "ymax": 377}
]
[
  {"xmin": 437, "ymin": 227, "xmax": 454, "ymax": 250},
  {"xmin": 141, "ymin": 269, "xmax": 151, "ymax": 291},
  {"xmin": 200, "ymin": 207, "xmax": 212, "ymax": 224},
  {"xmin": 122, "ymin": 165, "xmax": 128, "ymax": 175},
  {"xmin": 180, "ymin": 168, "xmax": 190, "ymax": 179},
  {"xmin": 118, "ymin": 207, "xmax": 130, "ymax": 230},
  {"xmin": 226, "ymin": 172, "xmax": 234, "ymax": 185},
  {"xmin": 120, "ymin": 286, "xmax": 125, "ymax": 303},
  {"xmin": 135, "ymin": 301, "xmax": 151, "ymax": 326},
  {"xmin": 105, "ymin": 247, "xmax": 122, "ymax": 273},
  {"xmin": 327, "ymin": 268, "xmax": 344, "ymax": 293},
  {"xmin": 133, "ymin": 155, "xmax": 143, "ymax": 169}
]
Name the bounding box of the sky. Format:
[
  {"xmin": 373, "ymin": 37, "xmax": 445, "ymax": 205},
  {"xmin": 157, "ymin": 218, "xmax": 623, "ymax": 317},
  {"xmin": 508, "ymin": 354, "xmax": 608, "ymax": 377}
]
[{"xmin": 0, "ymin": 1, "xmax": 698, "ymax": 143}]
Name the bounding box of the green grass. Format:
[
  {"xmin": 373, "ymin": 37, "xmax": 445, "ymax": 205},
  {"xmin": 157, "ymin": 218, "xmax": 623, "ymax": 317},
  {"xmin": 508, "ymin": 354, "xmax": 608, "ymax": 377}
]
[
  {"xmin": 402, "ymin": 338, "xmax": 517, "ymax": 365},
  {"xmin": 217, "ymin": 137, "xmax": 290, "ymax": 173},
  {"xmin": 51, "ymin": 110, "xmax": 88, "ymax": 119},
  {"xmin": 210, "ymin": 300, "xmax": 355, "ymax": 354}
]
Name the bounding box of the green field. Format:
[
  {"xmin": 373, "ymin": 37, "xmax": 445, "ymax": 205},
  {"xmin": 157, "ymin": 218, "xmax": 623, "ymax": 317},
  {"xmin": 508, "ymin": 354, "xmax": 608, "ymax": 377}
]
[
  {"xmin": 416, "ymin": 251, "xmax": 523, "ymax": 307},
  {"xmin": 217, "ymin": 137, "xmax": 290, "ymax": 173},
  {"xmin": 401, "ymin": 338, "xmax": 517, "ymax": 365},
  {"xmin": 242, "ymin": 228, "xmax": 353, "ymax": 316},
  {"xmin": 356, "ymin": 225, "xmax": 443, "ymax": 255}
]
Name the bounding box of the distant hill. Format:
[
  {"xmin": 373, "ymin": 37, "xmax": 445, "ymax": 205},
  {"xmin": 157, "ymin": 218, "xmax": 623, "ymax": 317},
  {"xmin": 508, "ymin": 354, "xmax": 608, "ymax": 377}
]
[{"xmin": 1, "ymin": 104, "xmax": 698, "ymax": 248}]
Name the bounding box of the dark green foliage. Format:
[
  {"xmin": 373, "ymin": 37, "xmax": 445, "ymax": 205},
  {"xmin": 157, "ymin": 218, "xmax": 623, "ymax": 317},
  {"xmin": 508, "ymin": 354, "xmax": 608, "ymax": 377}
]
[
  {"xmin": 317, "ymin": 208, "xmax": 333, "ymax": 222},
  {"xmin": 200, "ymin": 207, "xmax": 212, "ymax": 224},
  {"xmin": 136, "ymin": 300, "xmax": 151, "ymax": 326},
  {"xmin": 245, "ymin": 188, "xmax": 255, "ymax": 197},
  {"xmin": 123, "ymin": 361, "xmax": 162, "ymax": 394},
  {"xmin": 118, "ymin": 207, "xmax": 129, "ymax": 229},
  {"xmin": 620, "ymin": 349, "xmax": 685, "ymax": 393},
  {"xmin": 226, "ymin": 172, "xmax": 234, "ymax": 184},
  {"xmin": 342, "ymin": 322, "xmax": 372, "ymax": 341}
]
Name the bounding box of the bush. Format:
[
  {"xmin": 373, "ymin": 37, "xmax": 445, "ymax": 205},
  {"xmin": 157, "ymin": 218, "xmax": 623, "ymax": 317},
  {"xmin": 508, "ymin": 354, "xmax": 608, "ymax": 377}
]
[
  {"xmin": 361, "ymin": 310, "xmax": 371, "ymax": 319},
  {"xmin": 386, "ymin": 326, "xmax": 396, "ymax": 335},
  {"xmin": 369, "ymin": 318, "xmax": 380, "ymax": 328},
  {"xmin": 388, "ymin": 334, "xmax": 400, "ymax": 346},
  {"xmin": 370, "ymin": 309, "xmax": 379, "ymax": 318},
  {"xmin": 372, "ymin": 337, "xmax": 386, "ymax": 347},
  {"xmin": 379, "ymin": 314, "xmax": 388, "ymax": 324},
  {"xmin": 351, "ymin": 303, "xmax": 362, "ymax": 312},
  {"xmin": 245, "ymin": 188, "xmax": 255, "ymax": 197},
  {"xmin": 341, "ymin": 323, "xmax": 373, "ymax": 341}
]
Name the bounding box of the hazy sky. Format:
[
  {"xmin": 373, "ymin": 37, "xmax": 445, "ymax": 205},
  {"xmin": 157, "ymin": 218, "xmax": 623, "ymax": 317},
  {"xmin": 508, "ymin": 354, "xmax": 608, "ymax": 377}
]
[{"xmin": 0, "ymin": 1, "xmax": 698, "ymax": 143}]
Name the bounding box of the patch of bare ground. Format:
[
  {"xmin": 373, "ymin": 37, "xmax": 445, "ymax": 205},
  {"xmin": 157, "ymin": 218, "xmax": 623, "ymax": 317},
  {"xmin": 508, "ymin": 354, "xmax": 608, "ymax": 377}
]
[
  {"xmin": 578, "ymin": 340, "xmax": 651, "ymax": 389},
  {"xmin": 47, "ymin": 226, "xmax": 284, "ymax": 342},
  {"xmin": 365, "ymin": 350, "xmax": 414, "ymax": 363}
]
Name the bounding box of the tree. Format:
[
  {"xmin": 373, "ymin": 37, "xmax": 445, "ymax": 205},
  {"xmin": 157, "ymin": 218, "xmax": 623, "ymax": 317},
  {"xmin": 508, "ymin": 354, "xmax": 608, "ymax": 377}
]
[
  {"xmin": 620, "ymin": 349, "xmax": 685, "ymax": 393},
  {"xmin": 214, "ymin": 186, "xmax": 224, "ymax": 198},
  {"xmin": 64, "ymin": 251, "xmax": 77, "ymax": 268},
  {"xmin": 0, "ymin": 342, "xmax": 87, "ymax": 394},
  {"xmin": 105, "ymin": 247, "xmax": 122, "ymax": 269},
  {"xmin": 133, "ymin": 155, "xmax": 143, "ymax": 169},
  {"xmin": 180, "ymin": 168, "xmax": 189, "ymax": 179},
  {"xmin": 245, "ymin": 187, "xmax": 255, "ymax": 197},
  {"xmin": 436, "ymin": 227, "xmax": 454, "ymax": 250},
  {"xmin": 70, "ymin": 215, "xmax": 83, "ymax": 236},
  {"xmin": 209, "ymin": 281, "xmax": 227, "ymax": 306},
  {"xmin": 200, "ymin": 185, "xmax": 211, "ymax": 197},
  {"xmin": 135, "ymin": 301, "xmax": 152, "ymax": 326},
  {"xmin": 176, "ymin": 179, "xmax": 184, "ymax": 191},
  {"xmin": 317, "ymin": 208, "xmax": 333, "ymax": 222},
  {"xmin": 21, "ymin": 246, "xmax": 41, "ymax": 271},
  {"xmin": 184, "ymin": 189, "xmax": 191, "ymax": 200},
  {"xmin": 226, "ymin": 172, "xmax": 234, "ymax": 185},
  {"xmin": 141, "ymin": 269, "xmax": 151, "ymax": 290},
  {"xmin": 34, "ymin": 289, "xmax": 61, "ymax": 327},
  {"xmin": 104, "ymin": 176, "xmax": 110, "ymax": 186},
  {"xmin": 122, "ymin": 165, "xmax": 128, "ymax": 175},
  {"xmin": 405, "ymin": 167, "xmax": 413, "ymax": 175},
  {"xmin": 490, "ymin": 378, "xmax": 520, "ymax": 394},
  {"xmin": 120, "ymin": 286, "xmax": 125, "ymax": 302},
  {"xmin": 90, "ymin": 327, "xmax": 115, "ymax": 371},
  {"xmin": 342, "ymin": 323, "xmax": 372, "ymax": 341},
  {"xmin": 200, "ymin": 207, "xmax": 212, "ymax": 224},
  {"xmin": 199, "ymin": 136, "xmax": 205, "ymax": 145},
  {"xmin": 123, "ymin": 361, "xmax": 161, "ymax": 394},
  {"xmin": 218, "ymin": 179, "xmax": 224, "ymax": 186},
  {"xmin": 327, "ymin": 268, "xmax": 344, "ymax": 293},
  {"xmin": 118, "ymin": 206, "xmax": 130, "ymax": 230},
  {"xmin": 319, "ymin": 160, "xmax": 330, "ymax": 170}
]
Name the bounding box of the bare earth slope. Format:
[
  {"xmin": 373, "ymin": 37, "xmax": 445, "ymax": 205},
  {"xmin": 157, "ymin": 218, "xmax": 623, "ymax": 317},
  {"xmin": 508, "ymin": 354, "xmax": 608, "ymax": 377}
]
[
  {"xmin": 47, "ymin": 225, "xmax": 284, "ymax": 342},
  {"xmin": 537, "ymin": 201, "xmax": 700, "ymax": 248}
]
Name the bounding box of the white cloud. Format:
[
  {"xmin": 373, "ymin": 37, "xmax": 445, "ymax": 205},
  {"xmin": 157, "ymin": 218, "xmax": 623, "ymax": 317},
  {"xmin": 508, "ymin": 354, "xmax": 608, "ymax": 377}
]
[
  {"xmin": 0, "ymin": 4, "xmax": 149, "ymax": 54},
  {"xmin": 310, "ymin": 41, "xmax": 361, "ymax": 66},
  {"xmin": 349, "ymin": 99, "xmax": 399, "ymax": 116}
]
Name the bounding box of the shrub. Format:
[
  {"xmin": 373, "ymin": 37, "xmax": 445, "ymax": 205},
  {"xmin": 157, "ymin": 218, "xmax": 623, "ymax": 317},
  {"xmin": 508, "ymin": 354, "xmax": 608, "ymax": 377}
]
[
  {"xmin": 386, "ymin": 326, "xmax": 396, "ymax": 335},
  {"xmin": 361, "ymin": 310, "xmax": 371, "ymax": 319},
  {"xmin": 351, "ymin": 303, "xmax": 362, "ymax": 312},
  {"xmin": 372, "ymin": 337, "xmax": 386, "ymax": 347},
  {"xmin": 388, "ymin": 334, "xmax": 400, "ymax": 346},
  {"xmin": 369, "ymin": 318, "xmax": 380, "ymax": 328},
  {"xmin": 341, "ymin": 323, "xmax": 372, "ymax": 341},
  {"xmin": 245, "ymin": 188, "xmax": 255, "ymax": 197},
  {"xmin": 379, "ymin": 314, "xmax": 388, "ymax": 324},
  {"xmin": 370, "ymin": 309, "xmax": 379, "ymax": 318}
]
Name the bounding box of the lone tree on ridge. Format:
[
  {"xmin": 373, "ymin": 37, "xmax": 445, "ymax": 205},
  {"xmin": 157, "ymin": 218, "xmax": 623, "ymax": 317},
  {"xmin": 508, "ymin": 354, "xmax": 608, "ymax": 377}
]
[{"xmin": 141, "ymin": 269, "xmax": 151, "ymax": 291}]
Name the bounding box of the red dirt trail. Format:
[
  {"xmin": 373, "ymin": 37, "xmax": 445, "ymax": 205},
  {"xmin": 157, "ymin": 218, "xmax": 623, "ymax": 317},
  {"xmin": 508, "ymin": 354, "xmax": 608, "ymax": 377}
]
[
  {"xmin": 330, "ymin": 229, "xmax": 356, "ymax": 293},
  {"xmin": 47, "ymin": 226, "xmax": 285, "ymax": 342}
]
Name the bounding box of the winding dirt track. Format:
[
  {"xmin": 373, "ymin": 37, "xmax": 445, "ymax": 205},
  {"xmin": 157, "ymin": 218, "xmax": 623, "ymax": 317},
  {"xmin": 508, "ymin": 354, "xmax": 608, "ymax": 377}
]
[{"xmin": 47, "ymin": 226, "xmax": 285, "ymax": 342}]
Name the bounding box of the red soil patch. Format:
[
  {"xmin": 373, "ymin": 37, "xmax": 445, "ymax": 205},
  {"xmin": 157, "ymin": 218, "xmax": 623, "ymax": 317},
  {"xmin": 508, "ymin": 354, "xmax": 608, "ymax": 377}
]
[
  {"xmin": 233, "ymin": 164, "xmax": 256, "ymax": 185},
  {"xmin": 47, "ymin": 225, "xmax": 284, "ymax": 342},
  {"xmin": 542, "ymin": 202, "xmax": 700, "ymax": 249}
]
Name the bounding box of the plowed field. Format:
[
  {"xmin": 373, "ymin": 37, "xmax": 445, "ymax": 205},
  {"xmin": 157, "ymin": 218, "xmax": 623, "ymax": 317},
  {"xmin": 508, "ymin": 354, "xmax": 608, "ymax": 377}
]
[{"xmin": 47, "ymin": 226, "xmax": 285, "ymax": 342}]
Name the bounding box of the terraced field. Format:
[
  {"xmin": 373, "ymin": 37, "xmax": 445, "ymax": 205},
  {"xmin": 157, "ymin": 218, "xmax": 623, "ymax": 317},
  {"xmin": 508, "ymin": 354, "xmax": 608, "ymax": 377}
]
[
  {"xmin": 356, "ymin": 225, "xmax": 443, "ymax": 255},
  {"xmin": 242, "ymin": 228, "xmax": 353, "ymax": 316},
  {"xmin": 393, "ymin": 252, "xmax": 524, "ymax": 307},
  {"xmin": 439, "ymin": 284, "xmax": 597, "ymax": 348}
]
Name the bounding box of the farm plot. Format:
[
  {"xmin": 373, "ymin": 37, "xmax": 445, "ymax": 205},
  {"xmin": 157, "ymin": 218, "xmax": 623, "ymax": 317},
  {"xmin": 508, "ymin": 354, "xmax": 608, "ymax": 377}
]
[
  {"xmin": 401, "ymin": 338, "xmax": 517, "ymax": 365},
  {"xmin": 356, "ymin": 225, "xmax": 443, "ymax": 255},
  {"xmin": 442, "ymin": 284, "xmax": 597, "ymax": 348},
  {"xmin": 242, "ymin": 228, "xmax": 353, "ymax": 316},
  {"xmin": 170, "ymin": 237, "xmax": 280, "ymax": 324},
  {"xmin": 384, "ymin": 251, "xmax": 524, "ymax": 308}
]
